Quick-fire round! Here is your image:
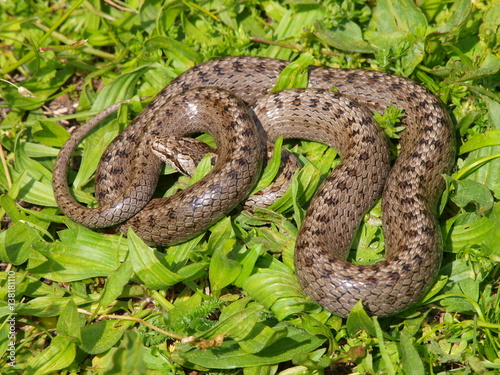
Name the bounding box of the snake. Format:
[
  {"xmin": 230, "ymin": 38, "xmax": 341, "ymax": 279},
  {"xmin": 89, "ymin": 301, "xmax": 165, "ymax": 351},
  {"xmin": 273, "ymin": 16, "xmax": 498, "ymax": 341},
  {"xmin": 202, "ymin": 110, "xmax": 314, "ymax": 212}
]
[
  {"xmin": 150, "ymin": 136, "xmax": 302, "ymax": 209},
  {"xmin": 53, "ymin": 56, "xmax": 456, "ymax": 317}
]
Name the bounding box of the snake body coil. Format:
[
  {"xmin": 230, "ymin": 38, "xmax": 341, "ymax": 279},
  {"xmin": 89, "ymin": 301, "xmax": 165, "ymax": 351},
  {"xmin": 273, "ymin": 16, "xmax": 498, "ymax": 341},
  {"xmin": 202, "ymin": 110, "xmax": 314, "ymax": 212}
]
[{"xmin": 53, "ymin": 57, "xmax": 455, "ymax": 317}]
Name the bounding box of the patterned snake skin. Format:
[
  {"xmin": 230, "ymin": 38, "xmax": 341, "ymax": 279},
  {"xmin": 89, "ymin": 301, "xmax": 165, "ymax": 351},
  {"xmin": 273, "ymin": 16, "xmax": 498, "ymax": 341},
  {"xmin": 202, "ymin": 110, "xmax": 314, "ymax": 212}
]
[{"xmin": 53, "ymin": 57, "xmax": 455, "ymax": 317}]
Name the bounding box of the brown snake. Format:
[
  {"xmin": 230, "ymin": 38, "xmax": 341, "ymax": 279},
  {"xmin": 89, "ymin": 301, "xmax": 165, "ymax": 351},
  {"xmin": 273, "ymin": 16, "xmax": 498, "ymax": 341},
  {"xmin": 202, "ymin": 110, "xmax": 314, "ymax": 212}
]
[{"xmin": 53, "ymin": 56, "xmax": 455, "ymax": 317}]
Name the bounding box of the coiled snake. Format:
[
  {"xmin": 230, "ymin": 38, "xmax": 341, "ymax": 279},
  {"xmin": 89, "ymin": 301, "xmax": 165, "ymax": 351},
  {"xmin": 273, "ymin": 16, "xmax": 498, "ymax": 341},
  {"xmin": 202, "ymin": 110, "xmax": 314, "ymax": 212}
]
[{"xmin": 53, "ymin": 57, "xmax": 455, "ymax": 317}]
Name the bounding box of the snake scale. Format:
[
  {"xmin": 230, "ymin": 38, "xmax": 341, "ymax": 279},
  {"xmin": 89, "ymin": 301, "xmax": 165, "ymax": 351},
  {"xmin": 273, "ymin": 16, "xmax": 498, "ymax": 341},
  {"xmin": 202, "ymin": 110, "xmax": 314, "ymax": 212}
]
[{"xmin": 53, "ymin": 56, "xmax": 455, "ymax": 317}]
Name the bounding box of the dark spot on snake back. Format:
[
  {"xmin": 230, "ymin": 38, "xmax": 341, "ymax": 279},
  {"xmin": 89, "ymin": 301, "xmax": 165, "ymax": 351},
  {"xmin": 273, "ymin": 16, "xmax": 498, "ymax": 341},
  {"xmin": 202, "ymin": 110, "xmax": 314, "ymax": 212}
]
[
  {"xmin": 337, "ymin": 181, "xmax": 348, "ymax": 191},
  {"xmin": 359, "ymin": 152, "xmax": 369, "ymax": 160},
  {"xmin": 362, "ymin": 135, "xmax": 376, "ymax": 144}
]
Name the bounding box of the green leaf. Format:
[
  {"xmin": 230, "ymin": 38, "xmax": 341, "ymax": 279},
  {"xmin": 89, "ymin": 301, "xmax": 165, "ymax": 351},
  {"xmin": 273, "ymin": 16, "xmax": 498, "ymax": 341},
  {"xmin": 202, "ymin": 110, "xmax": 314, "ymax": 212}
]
[
  {"xmin": 72, "ymin": 116, "xmax": 120, "ymax": 191},
  {"xmin": 99, "ymin": 261, "xmax": 134, "ymax": 309},
  {"xmin": 127, "ymin": 229, "xmax": 208, "ymax": 289},
  {"xmin": 299, "ymin": 313, "xmax": 336, "ymax": 354},
  {"xmin": 373, "ymin": 317, "xmax": 396, "ymax": 375},
  {"xmin": 370, "ymin": 0, "xmax": 428, "ymax": 34},
  {"xmin": 242, "ymin": 365, "xmax": 279, "ymax": 375},
  {"xmin": 165, "ymin": 233, "xmax": 204, "ymax": 270},
  {"xmin": 458, "ymin": 98, "xmax": 500, "ymax": 197},
  {"xmin": 264, "ymin": 5, "xmax": 324, "ymax": 60},
  {"xmin": 346, "ymin": 300, "xmax": 376, "ymax": 337},
  {"xmin": 91, "ymin": 66, "xmax": 150, "ymax": 111},
  {"xmin": 57, "ymin": 299, "xmax": 81, "ymax": 344},
  {"xmin": 12, "ymin": 135, "xmax": 55, "ymax": 199},
  {"xmin": 459, "ymin": 130, "xmax": 500, "ymax": 154},
  {"xmin": 237, "ymin": 322, "xmax": 288, "ymax": 354},
  {"xmin": 2, "ymin": 68, "xmax": 74, "ymax": 111},
  {"xmin": 14, "ymin": 137, "xmax": 45, "ymax": 182},
  {"xmin": 0, "ymin": 194, "xmax": 25, "ymax": 222},
  {"xmin": 209, "ymin": 240, "xmax": 239, "ymax": 287},
  {"xmin": 0, "ymin": 220, "xmax": 39, "ymax": 266},
  {"xmin": 139, "ymin": 0, "xmax": 163, "ymax": 34},
  {"xmin": 22, "ymin": 141, "xmax": 60, "ymax": 158},
  {"xmin": 29, "ymin": 227, "xmax": 122, "ymax": 282},
  {"xmin": 449, "ymin": 178, "xmax": 494, "ymax": 215},
  {"xmin": 91, "ymin": 331, "xmax": 148, "ymax": 374},
  {"xmin": 203, "ymin": 300, "xmax": 265, "ymax": 341},
  {"xmin": 479, "ymin": 3, "xmax": 500, "ymax": 49},
  {"xmin": 174, "ymin": 321, "xmax": 325, "ymax": 369},
  {"xmin": 270, "ymin": 162, "xmax": 321, "ymax": 214},
  {"xmin": 25, "ymin": 336, "xmax": 76, "ymax": 375},
  {"xmin": 314, "ymin": 20, "xmax": 373, "ymax": 54},
  {"xmin": 420, "ymin": 275, "xmax": 449, "ymax": 305},
  {"xmin": 250, "ymin": 137, "xmax": 285, "ymax": 195},
  {"xmin": 128, "ymin": 229, "xmax": 185, "ymax": 289},
  {"xmin": 233, "ymin": 244, "xmax": 262, "ymax": 288},
  {"xmin": 366, "ymin": 0, "xmax": 428, "ymax": 74},
  {"xmin": 80, "ymin": 320, "xmax": 134, "ymax": 355},
  {"xmin": 32, "ymin": 121, "xmax": 70, "ymax": 147},
  {"xmin": 208, "ymin": 218, "xmax": 241, "ymax": 291},
  {"xmin": 145, "ymin": 36, "xmax": 201, "ymax": 68},
  {"xmin": 242, "ymin": 268, "xmax": 316, "ymax": 320},
  {"xmin": 434, "ymin": 0, "xmax": 472, "ymax": 35},
  {"xmin": 189, "ymin": 153, "xmax": 213, "ymax": 185},
  {"xmin": 399, "ymin": 332, "xmax": 425, "ymax": 375},
  {"xmin": 272, "ymin": 53, "xmax": 315, "ymax": 91},
  {"xmin": 9, "ymin": 169, "xmax": 57, "ymax": 207},
  {"xmin": 0, "ymin": 324, "xmax": 11, "ymax": 362},
  {"xmin": 17, "ymin": 295, "xmax": 96, "ymax": 318},
  {"xmin": 449, "ymin": 215, "xmax": 498, "ymax": 253}
]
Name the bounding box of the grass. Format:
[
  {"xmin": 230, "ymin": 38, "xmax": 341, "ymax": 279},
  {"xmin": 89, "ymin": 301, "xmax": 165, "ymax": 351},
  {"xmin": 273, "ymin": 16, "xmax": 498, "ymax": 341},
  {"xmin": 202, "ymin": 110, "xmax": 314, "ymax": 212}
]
[{"xmin": 1, "ymin": 0, "xmax": 500, "ymax": 374}]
